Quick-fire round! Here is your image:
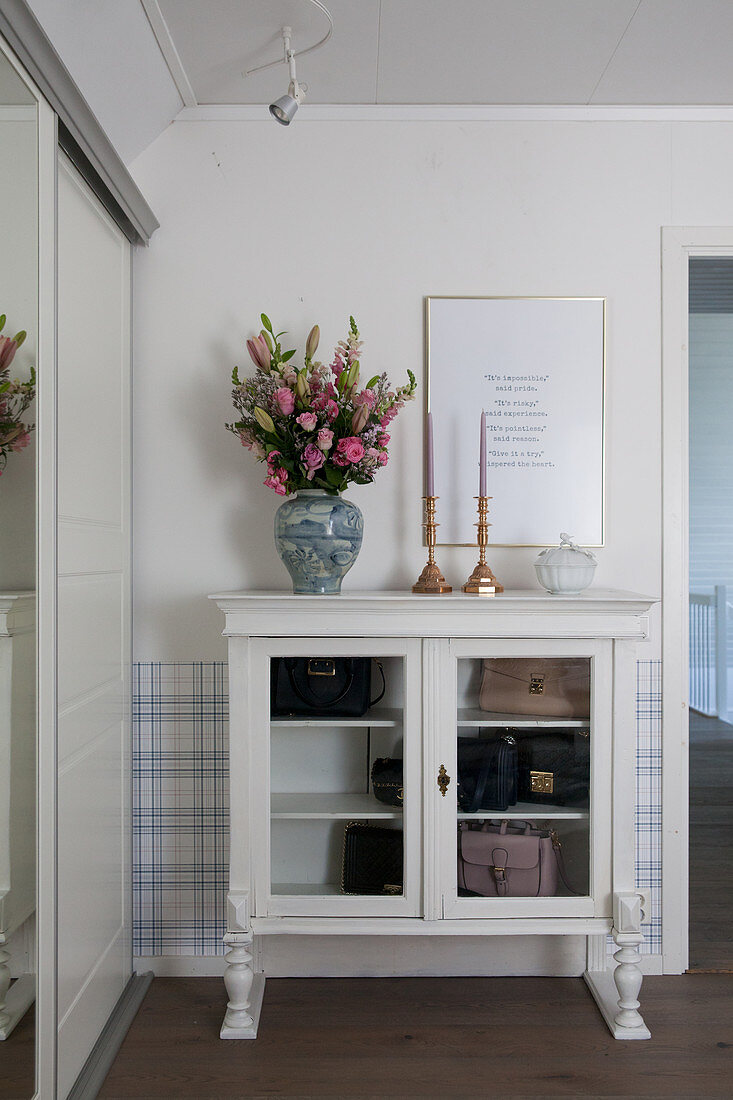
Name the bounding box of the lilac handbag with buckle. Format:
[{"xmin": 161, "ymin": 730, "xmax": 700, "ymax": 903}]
[{"xmin": 457, "ymin": 820, "xmax": 559, "ymax": 897}]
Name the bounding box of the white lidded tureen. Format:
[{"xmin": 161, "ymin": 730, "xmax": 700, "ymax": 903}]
[{"xmin": 534, "ymin": 532, "xmax": 597, "ymax": 595}]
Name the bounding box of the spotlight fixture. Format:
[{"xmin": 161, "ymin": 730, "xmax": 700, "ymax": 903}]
[
  {"xmin": 269, "ymin": 27, "xmax": 304, "ymax": 126},
  {"xmin": 244, "ymin": 1, "xmax": 333, "ymax": 127}
]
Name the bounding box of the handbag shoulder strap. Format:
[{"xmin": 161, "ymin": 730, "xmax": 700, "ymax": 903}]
[
  {"xmin": 370, "ymin": 660, "xmax": 386, "ymax": 708},
  {"xmin": 551, "ymin": 830, "xmax": 581, "ymax": 895}
]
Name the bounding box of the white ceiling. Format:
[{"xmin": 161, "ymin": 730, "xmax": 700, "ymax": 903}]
[
  {"xmin": 14, "ymin": 0, "xmax": 733, "ymax": 168},
  {"xmin": 151, "ymin": 0, "xmax": 733, "ymax": 108}
]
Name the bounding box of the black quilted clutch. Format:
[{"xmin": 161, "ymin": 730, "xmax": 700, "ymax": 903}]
[
  {"xmin": 341, "ymin": 822, "xmax": 403, "ymax": 895},
  {"xmin": 516, "ymin": 729, "xmax": 590, "ymax": 805}
]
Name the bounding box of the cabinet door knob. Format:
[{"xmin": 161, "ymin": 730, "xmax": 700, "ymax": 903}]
[{"xmin": 437, "ymin": 764, "xmax": 450, "ymax": 796}]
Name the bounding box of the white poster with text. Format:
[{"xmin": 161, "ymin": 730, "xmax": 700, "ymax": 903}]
[{"xmin": 427, "ymin": 297, "xmax": 605, "ymax": 546}]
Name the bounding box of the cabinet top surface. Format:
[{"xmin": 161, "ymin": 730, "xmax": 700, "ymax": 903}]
[
  {"xmin": 210, "ymin": 588, "xmax": 656, "ymax": 609},
  {"xmin": 209, "ymin": 589, "xmax": 656, "ymax": 639}
]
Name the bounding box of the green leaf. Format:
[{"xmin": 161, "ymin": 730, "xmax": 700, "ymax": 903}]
[
  {"xmin": 232, "ymin": 366, "xmax": 241, "ymax": 385},
  {"xmin": 260, "ymin": 313, "xmax": 273, "ymax": 334},
  {"xmin": 325, "ymin": 465, "xmax": 342, "ymax": 486},
  {"xmin": 0, "ymin": 315, "xmax": 5, "ymax": 333},
  {"xmin": 13, "ymin": 330, "xmax": 26, "ymax": 347},
  {"xmin": 366, "ymin": 375, "xmax": 380, "ymax": 389},
  {"xmin": 337, "ymin": 371, "xmax": 347, "ymax": 394},
  {"xmin": 281, "ymin": 349, "xmax": 296, "ymax": 362}
]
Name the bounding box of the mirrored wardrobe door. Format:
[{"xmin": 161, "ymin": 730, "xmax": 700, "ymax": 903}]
[{"xmin": 0, "ymin": 39, "xmax": 38, "ymax": 1100}]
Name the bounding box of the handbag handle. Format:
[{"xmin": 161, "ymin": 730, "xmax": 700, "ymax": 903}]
[
  {"xmin": 369, "ymin": 660, "xmax": 386, "ymax": 708},
  {"xmin": 285, "ymin": 657, "xmax": 356, "ymax": 709},
  {"xmin": 284, "ymin": 657, "xmax": 386, "ymax": 711}
]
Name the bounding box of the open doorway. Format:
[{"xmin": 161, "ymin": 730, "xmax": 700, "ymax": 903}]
[{"xmin": 688, "ymin": 256, "xmax": 733, "ymax": 972}]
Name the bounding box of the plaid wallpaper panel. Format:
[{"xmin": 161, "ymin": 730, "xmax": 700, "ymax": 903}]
[
  {"xmin": 133, "ymin": 662, "xmax": 229, "ymax": 955},
  {"xmin": 133, "ymin": 659, "xmax": 663, "ymax": 957}
]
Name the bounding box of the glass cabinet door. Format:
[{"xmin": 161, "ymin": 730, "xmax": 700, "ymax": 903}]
[
  {"xmin": 442, "ymin": 639, "xmax": 611, "ymax": 919},
  {"xmin": 252, "ymin": 638, "xmax": 421, "ymax": 917}
]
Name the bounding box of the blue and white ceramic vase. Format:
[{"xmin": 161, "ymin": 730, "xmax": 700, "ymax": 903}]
[{"xmin": 274, "ymin": 489, "xmax": 363, "ymax": 595}]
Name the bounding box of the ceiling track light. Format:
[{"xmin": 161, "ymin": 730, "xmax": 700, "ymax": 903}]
[
  {"xmin": 244, "ymin": 0, "xmax": 333, "ymax": 126},
  {"xmin": 269, "ymin": 27, "xmax": 305, "ymax": 126}
]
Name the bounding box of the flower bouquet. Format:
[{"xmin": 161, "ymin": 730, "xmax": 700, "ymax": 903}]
[
  {"xmin": 226, "ymin": 314, "xmax": 416, "ymax": 593},
  {"xmin": 0, "ymin": 314, "xmax": 35, "ymax": 476},
  {"xmin": 227, "ymin": 314, "xmax": 416, "ymax": 496}
]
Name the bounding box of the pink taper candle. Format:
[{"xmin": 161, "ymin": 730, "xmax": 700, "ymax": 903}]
[
  {"xmin": 479, "ymin": 410, "xmax": 487, "ymax": 496},
  {"xmin": 426, "ymin": 411, "xmax": 435, "ymax": 496}
]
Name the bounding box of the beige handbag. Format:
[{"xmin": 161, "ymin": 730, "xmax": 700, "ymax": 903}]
[{"xmin": 479, "ymin": 658, "xmax": 590, "ymax": 718}]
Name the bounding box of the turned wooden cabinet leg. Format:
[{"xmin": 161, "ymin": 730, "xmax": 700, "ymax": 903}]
[
  {"xmin": 613, "ymin": 930, "xmax": 645, "ymax": 1030},
  {"xmin": 220, "ymin": 934, "xmax": 265, "ymax": 1040},
  {"xmin": 223, "ymin": 940, "xmax": 254, "ymax": 1031},
  {"xmin": 0, "ymin": 946, "xmax": 10, "ymax": 1034}
]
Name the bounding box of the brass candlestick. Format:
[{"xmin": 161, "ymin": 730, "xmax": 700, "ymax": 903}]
[
  {"xmin": 462, "ymin": 496, "xmax": 503, "ymax": 596},
  {"xmin": 413, "ymin": 496, "xmax": 452, "ymax": 594}
]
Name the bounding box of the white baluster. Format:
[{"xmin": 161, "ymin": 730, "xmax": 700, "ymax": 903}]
[
  {"xmin": 222, "ymin": 940, "xmax": 255, "ymax": 1033},
  {"xmin": 613, "ymin": 930, "xmax": 645, "ymax": 1030}
]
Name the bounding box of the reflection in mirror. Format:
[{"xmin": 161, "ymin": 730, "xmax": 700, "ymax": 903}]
[{"xmin": 0, "ymin": 46, "xmax": 37, "ymax": 1100}]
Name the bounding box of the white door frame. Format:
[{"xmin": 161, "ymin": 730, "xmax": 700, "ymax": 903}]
[{"xmin": 661, "ymin": 226, "xmax": 733, "ymax": 974}]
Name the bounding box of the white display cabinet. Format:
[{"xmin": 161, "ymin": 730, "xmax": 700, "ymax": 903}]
[{"xmin": 212, "ymin": 589, "xmax": 656, "ymax": 1042}]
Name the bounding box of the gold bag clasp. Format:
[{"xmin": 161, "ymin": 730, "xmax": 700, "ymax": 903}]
[
  {"xmin": 530, "ymin": 770, "xmax": 554, "ymax": 794},
  {"xmin": 529, "ymin": 675, "xmax": 545, "ymax": 695}
]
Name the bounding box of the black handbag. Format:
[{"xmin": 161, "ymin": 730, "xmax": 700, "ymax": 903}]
[
  {"xmin": 270, "ymin": 657, "xmax": 385, "ymax": 718},
  {"xmin": 515, "ymin": 729, "xmax": 590, "ymax": 806},
  {"xmin": 457, "ymin": 732, "xmax": 518, "ymax": 813},
  {"xmin": 341, "ymin": 822, "xmax": 403, "ymax": 895},
  {"xmin": 371, "ymin": 758, "xmax": 403, "ymax": 806}
]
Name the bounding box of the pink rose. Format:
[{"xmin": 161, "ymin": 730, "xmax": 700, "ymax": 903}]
[
  {"xmin": 302, "ymin": 442, "xmax": 326, "ymax": 480},
  {"xmin": 324, "ymin": 399, "xmax": 339, "ymax": 421},
  {"xmin": 266, "ymin": 449, "xmax": 281, "ymax": 470},
  {"xmin": 378, "ymin": 432, "xmax": 390, "ymax": 446},
  {"xmin": 297, "ymin": 412, "xmax": 318, "ymax": 430},
  {"xmin": 274, "ymin": 387, "xmax": 295, "ymax": 415},
  {"xmin": 316, "ymin": 428, "xmax": 334, "ymax": 451},
  {"xmin": 333, "ymin": 436, "xmax": 365, "ymax": 466},
  {"xmin": 377, "ymin": 452, "xmax": 388, "ymax": 466},
  {"xmin": 264, "ymin": 467, "xmax": 289, "ymax": 495}
]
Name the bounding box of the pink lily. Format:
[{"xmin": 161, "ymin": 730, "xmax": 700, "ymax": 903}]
[{"xmin": 246, "ymin": 334, "xmax": 271, "ymax": 372}]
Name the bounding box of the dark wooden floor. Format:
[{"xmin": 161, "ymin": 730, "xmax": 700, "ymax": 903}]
[
  {"xmin": 0, "ymin": 1005, "xmax": 34, "ymax": 1100},
  {"xmin": 98, "ymin": 974, "xmax": 732, "ymax": 1099},
  {"xmin": 689, "ymin": 711, "xmax": 733, "ymax": 970}
]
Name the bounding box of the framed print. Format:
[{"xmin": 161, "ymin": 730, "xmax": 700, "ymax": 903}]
[{"xmin": 426, "ymin": 296, "xmax": 605, "ymax": 547}]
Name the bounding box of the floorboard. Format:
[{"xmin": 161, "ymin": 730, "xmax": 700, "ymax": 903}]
[
  {"xmin": 98, "ymin": 974, "xmax": 733, "ymax": 1099},
  {"xmin": 689, "ymin": 712, "xmax": 733, "ymax": 971},
  {"xmin": 0, "ymin": 1005, "xmax": 35, "ymax": 1099}
]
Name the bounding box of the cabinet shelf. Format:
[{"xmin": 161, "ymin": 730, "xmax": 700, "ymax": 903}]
[
  {"xmin": 457, "ymin": 802, "xmax": 589, "ymax": 821},
  {"xmin": 271, "ymin": 792, "xmax": 403, "ymax": 819},
  {"xmin": 270, "ymin": 707, "xmax": 402, "ymax": 729},
  {"xmin": 457, "ymin": 708, "xmax": 590, "ymax": 728},
  {"xmin": 271, "ymin": 882, "xmax": 344, "ymax": 896}
]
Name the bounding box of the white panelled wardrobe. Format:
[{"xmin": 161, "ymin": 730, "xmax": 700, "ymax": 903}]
[{"xmin": 55, "ymin": 153, "xmax": 132, "ymax": 1096}]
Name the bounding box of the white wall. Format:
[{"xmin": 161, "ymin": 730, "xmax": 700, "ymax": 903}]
[{"xmin": 129, "ymin": 116, "xmax": 733, "ymax": 661}]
